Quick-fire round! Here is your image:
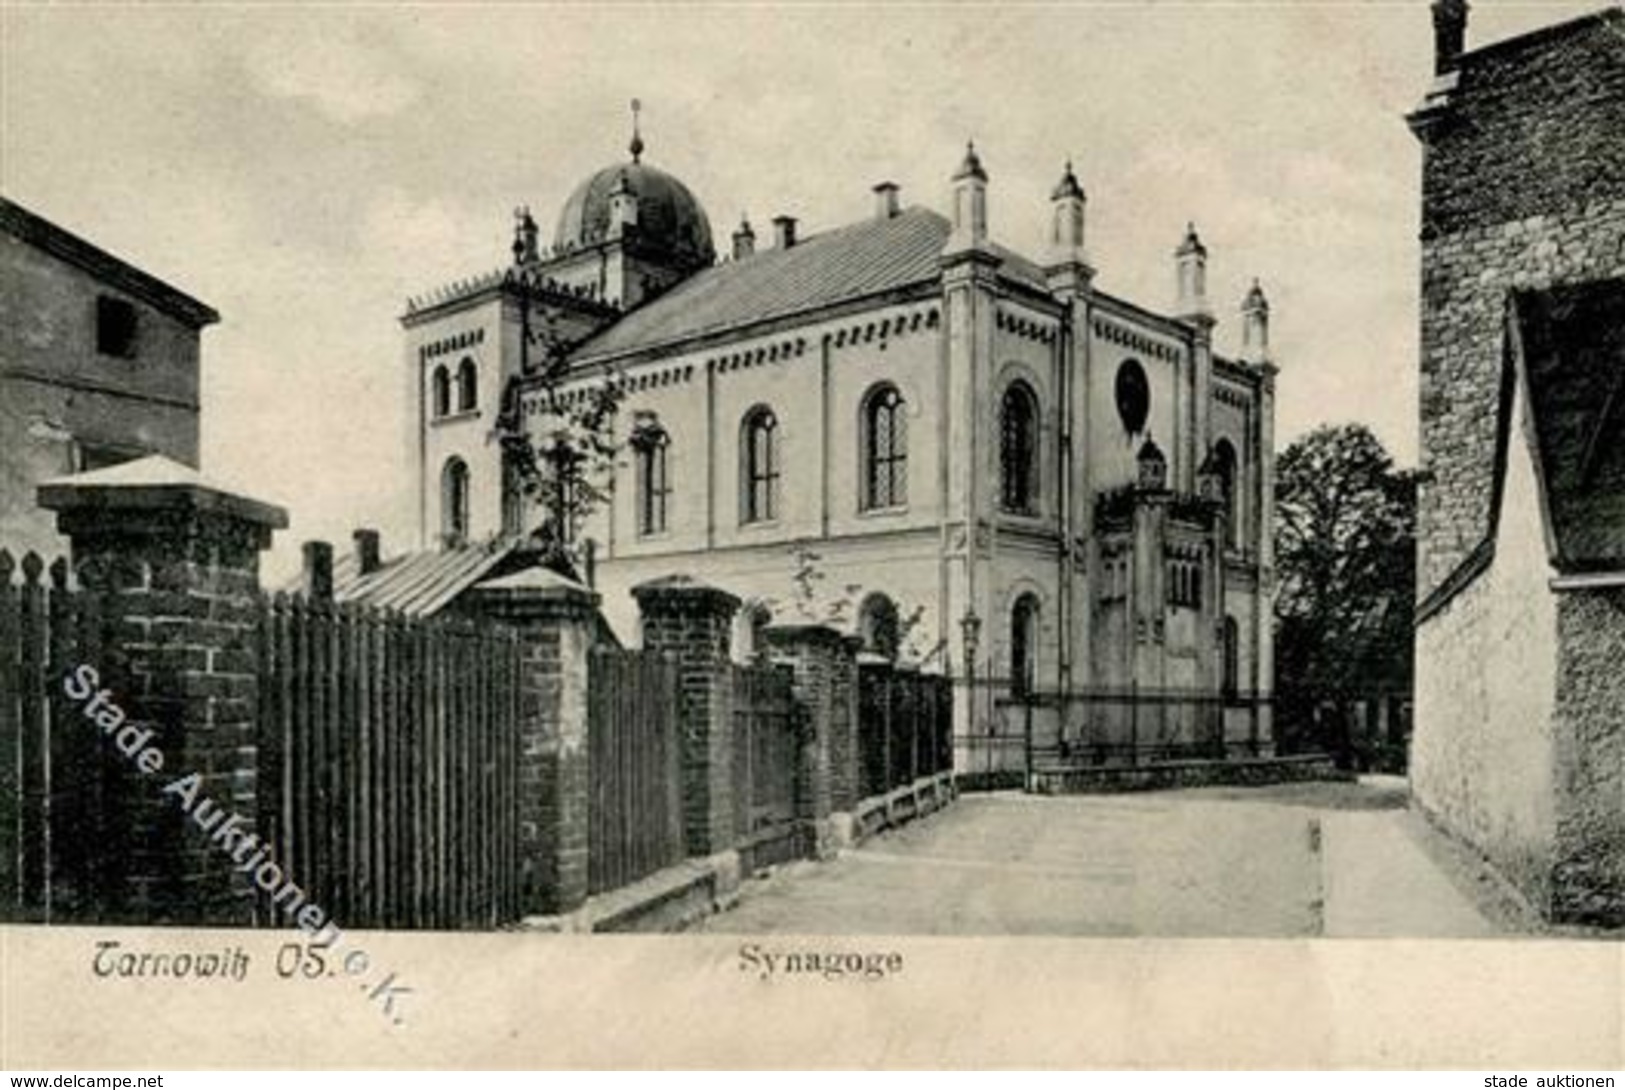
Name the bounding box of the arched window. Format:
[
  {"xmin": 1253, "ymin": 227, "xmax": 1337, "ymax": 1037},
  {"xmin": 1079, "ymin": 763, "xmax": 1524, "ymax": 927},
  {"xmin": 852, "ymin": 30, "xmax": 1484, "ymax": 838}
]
[
  {"xmin": 861, "ymin": 384, "xmax": 907, "ymax": 510},
  {"xmin": 501, "ymin": 449, "xmax": 524, "ymax": 537},
  {"xmin": 1168, "ymin": 558, "xmax": 1203, "ymax": 609},
  {"xmin": 1115, "ymin": 359, "xmax": 1150, "ymax": 434},
  {"xmin": 999, "ymin": 381, "xmax": 1039, "ymax": 515},
  {"xmin": 741, "ymin": 407, "xmax": 779, "ymax": 524},
  {"xmin": 432, "ymin": 365, "xmax": 451, "ymax": 418},
  {"xmin": 635, "ymin": 427, "xmax": 671, "ymax": 536},
  {"xmin": 1010, "ymin": 593, "xmax": 1040, "ymax": 697},
  {"xmin": 441, "ymin": 457, "xmax": 470, "ymax": 546},
  {"xmin": 1213, "ymin": 439, "xmax": 1239, "ymax": 548},
  {"xmin": 456, "ymin": 358, "xmax": 478, "ymax": 412},
  {"xmin": 858, "ymin": 593, "xmax": 901, "ymax": 660},
  {"xmin": 1221, "ymin": 615, "xmax": 1240, "ymax": 699}
]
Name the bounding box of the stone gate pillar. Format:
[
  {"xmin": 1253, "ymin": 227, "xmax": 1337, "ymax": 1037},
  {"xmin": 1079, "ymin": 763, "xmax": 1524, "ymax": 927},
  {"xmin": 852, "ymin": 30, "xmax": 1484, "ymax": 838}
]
[
  {"xmin": 464, "ymin": 567, "xmax": 597, "ymax": 917},
  {"xmin": 38, "ymin": 456, "xmax": 286, "ymax": 925},
  {"xmin": 632, "ymin": 576, "xmax": 739, "ymax": 858},
  {"xmin": 764, "ymin": 623, "xmax": 855, "ymax": 856}
]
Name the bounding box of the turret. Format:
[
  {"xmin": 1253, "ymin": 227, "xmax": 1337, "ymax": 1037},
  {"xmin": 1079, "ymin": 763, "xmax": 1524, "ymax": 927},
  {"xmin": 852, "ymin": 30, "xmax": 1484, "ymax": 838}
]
[
  {"xmin": 1175, "ymin": 222, "xmax": 1212, "ymax": 325},
  {"xmin": 1047, "ymin": 160, "xmax": 1089, "ymax": 269},
  {"xmin": 731, "ymin": 215, "xmax": 755, "ymax": 260},
  {"xmin": 1240, "ymin": 279, "xmax": 1270, "ymax": 364},
  {"xmin": 608, "ymin": 170, "xmax": 639, "ymax": 240},
  {"xmin": 511, "ymin": 206, "xmax": 539, "ymax": 266},
  {"xmin": 1137, "ymin": 436, "xmax": 1169, "ymax": 491},
  {"xmin": 948, "ymin": 141, "xmax": 989, "ymax": 250}
]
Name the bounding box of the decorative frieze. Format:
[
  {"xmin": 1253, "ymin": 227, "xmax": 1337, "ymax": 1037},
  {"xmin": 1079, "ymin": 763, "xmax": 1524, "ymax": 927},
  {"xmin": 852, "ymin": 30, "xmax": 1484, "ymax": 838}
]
[
  {"xmin": 419, "ymin": 327, "xmax": 485, "ymax": 362},
  {"xmin": 994, "ymin": 306, "xmax": 1059, "ymax": 344},
  {"xmin": 1091, "ymin": 316, "xmax": 1182, "ymax": 363}
]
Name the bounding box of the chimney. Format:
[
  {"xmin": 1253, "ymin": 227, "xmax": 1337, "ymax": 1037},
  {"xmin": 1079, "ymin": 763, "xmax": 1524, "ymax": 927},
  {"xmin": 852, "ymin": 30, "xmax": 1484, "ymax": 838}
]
[
  {"xmin": 873, "ymin": 182, "xmax": 900, "ymax": 220},
  {"xmin": 732, "ymin": 216, "xmax": 755, "ymax": 260},
  {"xmin": 1432, "ymin": 0, "xmax": 1469, "ymax": 75},
  {"xmin": 302, "ymin": 540, "xmax": 334, "ymax": 601},
  {"xmin": 353, "ymin": 528, "xmax": 382, "ymax": 575},
  {"xmin": 772, "ymin": 215, "xmax": 798, "ymax": 250}
]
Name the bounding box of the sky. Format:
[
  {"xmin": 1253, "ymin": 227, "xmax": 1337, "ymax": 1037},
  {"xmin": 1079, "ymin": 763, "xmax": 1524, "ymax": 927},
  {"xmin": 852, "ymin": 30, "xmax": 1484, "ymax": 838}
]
[{"xmin": 1, "ymin": 1, "xmax": 1608, "ymax": 579}]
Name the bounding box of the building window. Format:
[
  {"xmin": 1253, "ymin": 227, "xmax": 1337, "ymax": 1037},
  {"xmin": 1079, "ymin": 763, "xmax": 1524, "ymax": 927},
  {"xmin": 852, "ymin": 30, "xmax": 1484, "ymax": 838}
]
[
  {"xmin": 861, "ymin": 384, "xmax": 907, "ymax": 510},
  {"xmin": 500, "ymin": 449, "xmax": 525, "ymax": 537},
  {"xmin": 1169, "ymin": 556, "xmax": 1202, "ymax": 609},
  {"xmin": 1010, "ymin": 593, "xmax": 1040, "ymax": 697},
  {"xmin": 441, "ymin": 457, "xmax": 470, "ymax": 546},
  {"xmin": 634, "ymin": 427, "xmax": 671, "ymax": 536},
  {"xmin": 456, "ymin": 358, "xmax": 478, "ymax": 412},
  {"xmin": 96, "ymin": 296, "xmax": 138, "ymax": 359},
  {"xmin": 1212, "ymin": 439, "xmax": 1239, "ymax": 549},
  {"xmin": 999, "ymin": 381, "xmax": 1039, "ymax": 515},
  {"xmin": 1100, "ymin": 554, "xmax": 1129, "ymax": 603},
  {"xmin": 1115, "ymin": 359, "xmax": 1150, "ymax": 434},
  {"xmin": 1221, "ymin": 615, "xmax": 1240, "ymax": 699},
  {"xmin": 432, "ymin": 365, "xmax": 452, "ymax": 418},
  {"xmin": 858, "ymin": 593, "xmax": 901, "ymax": 660},
  {"xmin": 741, "ymin": 406, "xmax": 779, "ymax": 524}
]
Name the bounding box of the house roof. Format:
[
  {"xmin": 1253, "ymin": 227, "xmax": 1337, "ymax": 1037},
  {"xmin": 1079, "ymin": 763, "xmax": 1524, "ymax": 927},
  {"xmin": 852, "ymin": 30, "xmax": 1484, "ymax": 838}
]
[
  {"xmin": 0, "ymin": 196, "xmax": 220, "ymax": 328},
  {"xmin": 1513, "ymin": 278, "xmax": 1625, "ymax": 571},
  {"xmin": 279, "ymin": 538, "xmax": 519, "ymax": 618},
  {"xmin": 568, "ymin": 206, "xmax": 1047, "ymax": 363}
]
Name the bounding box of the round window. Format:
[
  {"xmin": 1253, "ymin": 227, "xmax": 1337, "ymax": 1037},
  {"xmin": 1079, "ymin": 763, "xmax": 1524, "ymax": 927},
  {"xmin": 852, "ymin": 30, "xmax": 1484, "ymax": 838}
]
[{"xmin": 1115, "ymin": 360, "xmax": 1150, "ymax": 434}]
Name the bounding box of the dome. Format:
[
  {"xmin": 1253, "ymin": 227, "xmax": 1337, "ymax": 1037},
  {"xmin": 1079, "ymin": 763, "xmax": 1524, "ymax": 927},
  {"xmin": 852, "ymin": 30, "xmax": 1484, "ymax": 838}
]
[{"xmin": 554, "ymin": 162, "xmax": 715, "ymax": 268}]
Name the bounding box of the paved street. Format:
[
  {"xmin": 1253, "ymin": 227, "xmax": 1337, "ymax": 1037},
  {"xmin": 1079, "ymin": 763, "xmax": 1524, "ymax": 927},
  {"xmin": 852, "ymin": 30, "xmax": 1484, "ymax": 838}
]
[{"xmin": 701, "ymin": 778, "xmax": 1520, "ymax": 936}]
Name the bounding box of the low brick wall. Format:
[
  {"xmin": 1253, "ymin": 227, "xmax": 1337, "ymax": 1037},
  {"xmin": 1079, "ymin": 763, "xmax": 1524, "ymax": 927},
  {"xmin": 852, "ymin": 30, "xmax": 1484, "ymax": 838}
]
[{"xmin": 1030, "ymin": 754, "xmax": 1350, "ymax": 795}]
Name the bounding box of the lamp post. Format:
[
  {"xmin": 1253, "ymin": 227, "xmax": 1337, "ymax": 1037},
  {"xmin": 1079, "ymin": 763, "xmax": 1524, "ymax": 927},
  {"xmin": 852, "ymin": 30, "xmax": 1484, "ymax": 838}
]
[{"xmin": 959, "ymin": 608, "xmax": 983, "ymax": 785}]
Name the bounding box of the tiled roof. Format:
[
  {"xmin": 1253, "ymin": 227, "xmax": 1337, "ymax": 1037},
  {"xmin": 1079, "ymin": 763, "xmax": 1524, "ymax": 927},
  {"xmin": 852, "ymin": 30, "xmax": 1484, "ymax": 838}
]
[
  {"xmin": 1514, "ymin": 278, "xmax": 1625, "ymax": 571},
  {"xmin": 569, "ymin": 207, "xmax": 1048, "ymax": 363},
  {"xmin": 279, "ymin": 538, "xmax": 519, "ymax": 618}
]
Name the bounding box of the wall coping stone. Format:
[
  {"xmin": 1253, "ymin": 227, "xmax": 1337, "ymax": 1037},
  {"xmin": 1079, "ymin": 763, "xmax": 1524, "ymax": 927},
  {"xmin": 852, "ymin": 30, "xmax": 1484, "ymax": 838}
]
[
  {"xmin": 467, "ymin": 566, "xmax": 600, "ymax": 620},
  {"xmin": 631, "ymin": 574, "xmax": 741, "ymax": 616},
  {"xmin": 764, "ymin": 622, "xmax": 848, "ymax": 647},
  {"xmin": 37, "ymin": 455, "xmax": 289, "ymax": 531}
]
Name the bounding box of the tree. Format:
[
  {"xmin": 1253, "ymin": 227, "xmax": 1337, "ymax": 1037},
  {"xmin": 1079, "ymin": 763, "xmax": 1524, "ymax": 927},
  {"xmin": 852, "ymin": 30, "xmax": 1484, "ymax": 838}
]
[
  {"xmin": 490, "ymin": 271, "xmax": 623, "ymax": 579},
  {"xmin": 1274, "ymin": 424, "xmax": 1416, "ymax": 767}
]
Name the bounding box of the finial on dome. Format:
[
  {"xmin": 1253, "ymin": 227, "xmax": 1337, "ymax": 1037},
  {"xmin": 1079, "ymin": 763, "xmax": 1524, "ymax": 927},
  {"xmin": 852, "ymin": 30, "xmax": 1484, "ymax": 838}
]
[
  {"xmin": 1243, "ymin": 277, "xmax": 1269, "ymax": 311},
  {"xmin": 512, "ymin": 204, "xmax": 539, "ymax": 265},
  {"xmin": 953, "ymin": 140, "xmax": 988, "ymax": 183},
  {"xmin": 629, "ymin": 98, "xmax": 644, "ymax": 164},
  {"xmin": 1177, "ymin": 220, "xmax": 1206, "ymax": 257},
  {"xmin": 1051, "ymin": 159, "xmax": 1085, "ymax": 201}
]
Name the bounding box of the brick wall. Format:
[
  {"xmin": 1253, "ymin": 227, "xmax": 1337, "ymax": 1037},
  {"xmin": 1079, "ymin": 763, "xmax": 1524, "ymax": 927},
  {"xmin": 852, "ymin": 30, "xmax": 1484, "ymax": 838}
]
[
  {"xmin": 1414, "ymin": 11, "xmax": 1625, "ymax": 598},
  {"xmin": 1412, "ymin": 381, "xmax": 1560, "ymax": 914},
  {"xmin": 463, "ymin": 572, "xmax": 597, "ymax": 915},
  {"xmin": 633, "ymin": 577, "xmax": 739, "ymax": 857},
  {"xmin": 40, "ymin": 472, "xmax": 284, "ymax": 925},
  {"xmin": 1552, "ymin": 588, "xmax": 1625, "ymax": 925}
]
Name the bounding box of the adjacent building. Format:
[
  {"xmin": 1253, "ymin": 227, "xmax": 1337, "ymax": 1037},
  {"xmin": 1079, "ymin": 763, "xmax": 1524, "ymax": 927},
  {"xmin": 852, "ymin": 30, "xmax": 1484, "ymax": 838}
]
[
  {"xmin": 0, "ymin": 196, "xmax": 219, "ymax": 558},
  {"xmin": 1409, "ymin": 2, "xmax": 1625, "ymax": 925},
  {"xmin": 393, "ymin": 126, "xmax": 1281, "ymax": 771}
]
